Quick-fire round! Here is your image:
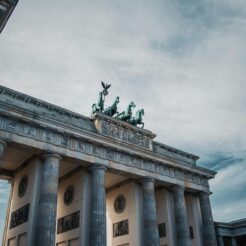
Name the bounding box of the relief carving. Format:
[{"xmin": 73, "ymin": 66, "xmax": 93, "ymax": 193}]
[
  {"xmin": 57, "ymin": 211, "xmax": 80, "ymax": 234},
  {"xmin": 10, "ymin": 203, "xmax": 30, "ymax": 229},
  {"xmin": 113, "ymin": 219, "xmax": 129, "ymax": 237},
  {"xmin": 101, "ymin": 121, "xmax": 150, "ymax": 149}
]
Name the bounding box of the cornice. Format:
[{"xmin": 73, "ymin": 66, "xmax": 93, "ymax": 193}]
[
  {"xmin": 153, "ymin": 141, "xmax": 199, "ymax": 161},
  {"xmin": 0, "ymin": 0, "xmax": 19, "ymax": 33}
]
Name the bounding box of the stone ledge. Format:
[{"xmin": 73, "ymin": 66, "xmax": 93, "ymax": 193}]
[{"xmin": 92, "ymin": 113, "xmax": 156, "ymax": 151}]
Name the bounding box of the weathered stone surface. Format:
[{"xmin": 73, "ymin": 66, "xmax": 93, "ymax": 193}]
[
  {"xmin": 199, "ymin": 192, "xmax": 217, "ymax": 246},
  {"xmin": 0, "ymin": 85, "xmax": 216, "ymax": 188},
  {"xmin": 0, "ymin": 115, "xmax": 212, "ymax": 188},
  {"xmin": 217, "ymin": 236, "xmax": 224, "ymax": 246},
  {"xmin": 153, "ymin": 141, "xmax": 198, "ymax": 165},
  {"xmin": 231, "ymin": 237, "xmax": 237, "ymax": 246},
  {"xmin": 141, "ymin": 177, "xmax": 159, "ymax": 246},
  {"xmin": 172, "ymin": 185, "xmax": 192, "ymax": 246},
  {"xmin": 0, "ymin": 85, "xmax": 96, "ymax": 132},
  {"xmin": 35, "ymin": 153, "xmax": 61, "ymax": 246},
  {"xmin": 92, "ymin": 112, "xmax": 156, "ymax": 150},
  {"xmin": 0, "ymin": 139, "xmax": 7, "ymax": 160},
  {"xmin": 89, "ymin": 164, "xmax": 107, "ymax": 246}
]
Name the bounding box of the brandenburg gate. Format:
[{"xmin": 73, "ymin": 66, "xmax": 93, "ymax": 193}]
[{"xmin": 0, "ymin": 83, "xmax": 218, "ymax": 246}]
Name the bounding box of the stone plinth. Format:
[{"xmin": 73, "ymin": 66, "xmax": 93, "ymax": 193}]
[{"xmin": 92, "ymin": 113, "xmax": 156, "ymax": 151}]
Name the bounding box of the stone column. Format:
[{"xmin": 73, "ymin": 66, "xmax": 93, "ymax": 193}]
[
  {"xmin": 217, "ymin": 236, "xmax": 224, "ymax": 246},
  {"xmin": 141, "ymin": 177, "xmax": 159, "ymax": 246},
  {"xmin": 199, "ymin": 191, "xmax": 217, "ymax": 246},
  {"xmin": 89, "ymin": 164, "xmax": 107, "ymax": 246},
  {"xmin": 172, "ymin": 185, "xmax": 192, "ymax": 246},
  {"xmin": 231, "ymin": 237, "xmax": 237, "ymax": 246},
  {"xmin": 2, "ymin": 178, "xmax": 13, "ymax": 246},
  {"xmin": 0, "ymin": 139, "xmax": 7, "ymax": 160},
  {"xmin": 35, "ymin": 153, "xmax": 62, "ymax": 246}
]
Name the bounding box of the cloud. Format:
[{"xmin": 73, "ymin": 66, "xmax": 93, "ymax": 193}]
[{"xmin": 208, "ymin": 152, "xmax": 246, "ymax": 221}]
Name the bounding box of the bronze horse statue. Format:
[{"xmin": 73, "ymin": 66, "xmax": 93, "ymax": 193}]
[
  {"xmin": 92, "ymin": 91, "xmax": 104, "ymax": 114},
  {"xmin": 103, "ymin": 96, "xmax": 120, "ymax": 117},
  {"xmin": 116, "ymin": 101, "xmax": 136, "ymax": 122},
  {"xmin": 128, "ymin": 109, "xmax": 144, "ymax": 128}
]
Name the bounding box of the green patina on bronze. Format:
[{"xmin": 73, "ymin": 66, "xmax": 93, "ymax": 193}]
[
  {"xmin": 92, "ymin": 82, "xmax": 145, "ymax": 128},
  {"xmin": 92, "ymin": 81, "xmax": 111, "ymax": 114},
  {"xmin": 116, "ymin": 101, "xmax": 136, "ymax": 121},
  {"xmin": 128, "ymin": 109, "xmax": 145, "ymax": 128},
  {"xmin": 103, "ymin": 96, "xmax": 120, "ymax": 117}
]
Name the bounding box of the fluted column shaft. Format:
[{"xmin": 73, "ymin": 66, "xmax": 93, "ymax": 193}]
[
  {"xmin": 0, "ymin": 139, "xmax": 7, "ymax": 160},
  {"xmin": 90, "ymin": 164, "xmax": 107, "ymax": 246},
  {"xmin": 199, "ymin": 192, "xmax": 217, "ymax": 246},
  {"xmin": 172, "ymin": 185, "xmax": 192, "ymax": 246},
  {"xmin": 217, "ymin": 236, "xmax": 224, "ymax": 246},
  {"xmin": 36, "ymin": 153, "xmax": 61, "ymax": 246},
  {"xmin": 141, "ymin": 177, "xmax": 159, "ymax": 246},
  {"xmin": 231, "ymin": 237, "xmax": 237, "ymax": 246}
]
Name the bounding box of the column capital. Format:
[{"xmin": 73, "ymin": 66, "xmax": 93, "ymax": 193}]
[
  {"xmin": 198, "ymin": 190, "xmax": 211, "ymax": 196},
  {"xmin": 0, "ymin": 139, "xmax": 7, "ymax": 147},
  {"xmin": 199, "ymin": 190, "xmax": 212, "ymax": 197},
  {"xmin": 43, "ymin": 152, "xmax": 62, "ymax": 160},
  {"xmin": 171, "ymin": 184, "xmax": 185, "ymax": 192},
  {"xmin": 89, "ymin": 163, "xmax": 107, "ymax": 172},
  {"xmin": 140, "ymin": 176, "xmax": 155, "ymax": 184}
]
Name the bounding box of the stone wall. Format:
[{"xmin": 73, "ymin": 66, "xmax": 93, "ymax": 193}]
[
  {"xmin": 106, "ymin": 181, "xmax": 143, "ymax": 246},
  {"xmin": 5, "ymin": 157, "xmax": 42, "ymax": 246}
]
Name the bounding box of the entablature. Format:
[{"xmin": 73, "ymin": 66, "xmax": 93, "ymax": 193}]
[{"xmin": 0, "ymin": 85, "xmax": 216, "ymax": 191}]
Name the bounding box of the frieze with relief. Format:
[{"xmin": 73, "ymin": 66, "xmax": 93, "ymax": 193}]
[
  {"xmin": 101, "ymin": 121, "xmax": 150, "ymax": 149},
  {"xmin": 0, "ymin": 116, "xmax": 209, "ymax": 187}
]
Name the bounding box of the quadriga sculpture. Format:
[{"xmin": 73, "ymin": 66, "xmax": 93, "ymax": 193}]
[
  {"xmin": 103, "ymin": 96, "xmax": 120, "ymax": 117},
  {"xmin": 91, "ymin": 82, "xmax": 145, "ymax": 128}
]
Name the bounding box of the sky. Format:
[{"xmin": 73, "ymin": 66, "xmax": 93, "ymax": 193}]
[{"xmin": 0, "ymin": 0, "xmax": 246, "ymax": 241}]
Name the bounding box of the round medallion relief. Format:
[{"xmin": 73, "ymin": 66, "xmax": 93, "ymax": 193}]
[
  {"xmin": 64, "ymin": 185, "xmax": 74, "ymax": 206},
  {"xmin": 18, "ymin": 175, "xmax": 28, "ymax": 198},
  {"xmin": 114, "ymin": 195, "xmax": 126, "ymax": 214}
]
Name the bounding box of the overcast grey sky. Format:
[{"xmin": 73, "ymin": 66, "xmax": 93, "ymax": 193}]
[{"xmin": 0, "ymin": 0, "xmax": 246, "ymax": 241}]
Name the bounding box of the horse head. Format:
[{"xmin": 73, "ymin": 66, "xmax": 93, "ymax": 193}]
[
  {"xmin": 128, "ymin": 101, "xmax": 136, "ymax": 109},
  {"xmin": 136, "ymin": 108, "xmax": 144, "ymax": 118},
  {"xmin": 115, "ymin": 96, "xmax": 120, "ymax": 105}
]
